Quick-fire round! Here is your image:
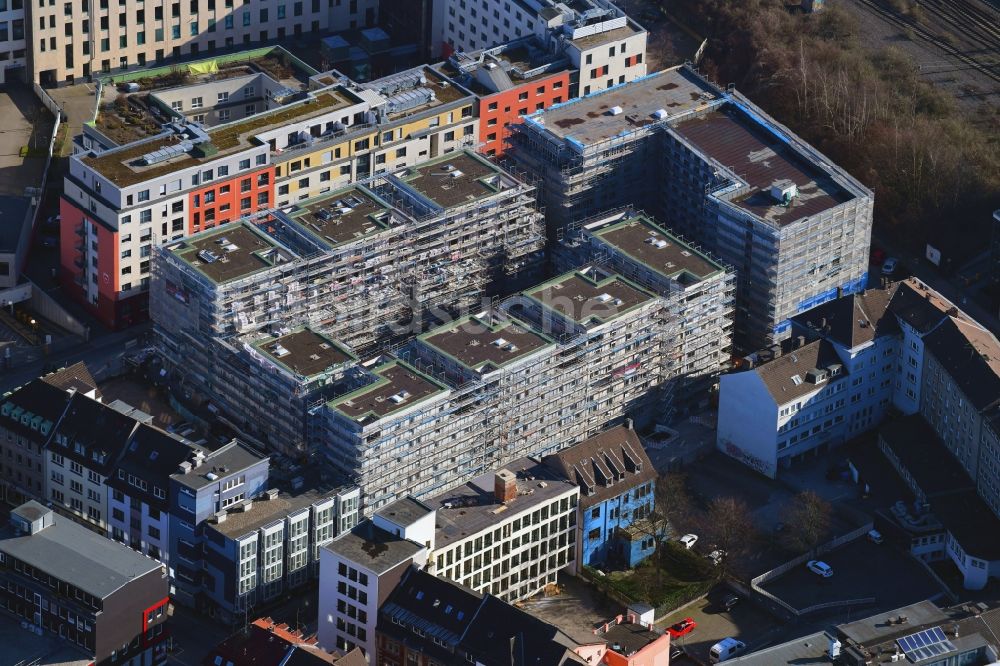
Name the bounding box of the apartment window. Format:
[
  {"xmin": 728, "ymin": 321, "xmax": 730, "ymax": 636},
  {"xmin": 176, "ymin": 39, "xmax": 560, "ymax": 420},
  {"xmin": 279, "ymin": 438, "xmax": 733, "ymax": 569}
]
[
  {"xmin": 191, "ymin": 97, "xmax": 203, "ymax": 109},
  {"xmin": 218, "ymin": 91, "xmax": 229, "ymax": 103}
]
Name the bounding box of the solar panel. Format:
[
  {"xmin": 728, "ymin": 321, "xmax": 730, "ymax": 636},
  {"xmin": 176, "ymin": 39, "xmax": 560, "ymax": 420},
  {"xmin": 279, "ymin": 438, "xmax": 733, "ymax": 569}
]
[{"xmin": 896, "ymin": 627, "xmax": 955, "ymax": 662}]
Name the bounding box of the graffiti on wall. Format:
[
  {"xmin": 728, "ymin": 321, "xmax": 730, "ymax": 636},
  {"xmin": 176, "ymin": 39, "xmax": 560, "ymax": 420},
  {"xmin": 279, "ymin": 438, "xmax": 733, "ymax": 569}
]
[{"xmin": 722, "ymin": 440, "xmax": 775, "ymax": 478}]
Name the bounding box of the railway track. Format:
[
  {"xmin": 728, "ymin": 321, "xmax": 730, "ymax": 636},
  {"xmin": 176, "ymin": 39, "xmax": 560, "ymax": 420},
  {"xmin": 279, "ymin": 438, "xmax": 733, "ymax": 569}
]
[
  {"xmin": 919, "ymin": 0, "xmax": 1000, "ymax": 51},
  {"xmin": 852, "ymin": 0, "xmax": 1000, "ymax": 85}
]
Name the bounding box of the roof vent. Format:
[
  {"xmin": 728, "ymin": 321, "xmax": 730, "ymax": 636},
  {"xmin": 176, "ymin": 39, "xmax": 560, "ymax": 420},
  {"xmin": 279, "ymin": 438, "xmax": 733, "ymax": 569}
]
[
  {"xmin": 770, "ymin": 180, "xmax": 797, "ymax": 205},
  {"xmin": 608, "ymin": 106, "xmax": 623, "ymax": 116},
  {"xmin": 651, "ymin": 109, "xmax": 668, "ymax": 120}
]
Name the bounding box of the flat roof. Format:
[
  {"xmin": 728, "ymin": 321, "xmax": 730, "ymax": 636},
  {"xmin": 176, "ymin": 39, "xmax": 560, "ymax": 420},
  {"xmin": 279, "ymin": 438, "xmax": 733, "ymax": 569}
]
[
  {"xmin": 324, "ymin": 521, "xmax": 423, "ymax": 575},
  {"xmin": 590, "ymin": 214, "xmax": 723, "ymax": 283},
  {"xmin": 172, "ymin": 440, "xmax": 267, "ymax": 491},
  {"xmin": 374, "ymin": 497, "xmax": 435, "ymax": 527},
  {"xmin": 399, "ymin": 152, "xmax": 511, "ymax": 209},
  {"xmin": 254, "ymin": 328, "xmax": 354, "ymax": 378},
  {"xmin": 289, "ymin": 187, "xmax": 393, "ymax": 248},
  {"xmin": 570, "ymin": 23, "xmax": 641, "ymax": 50},
  {"xmin": 672, "ymin": 105, "xmax": 853, "ymax": 226},
  {"xmin": 84, "ymin": 90, "xmax": 356, "ymax": 186},
  {"xmin": 329, "ymin": 362, "xmax": 447, "ymax": 422},
  {"xmin": 425, "ymin": 457, "xmax": 575, "ymax": 549},
  {"xmin": 533, "ymin": 67, "xmax": 721, "ymax": 146},
  {"xmin": 168, "ymin": 223, "xmax": 290, "ymax": 285},
  {"xmin": 420, "ymin": 315, "xmax": 552, "ymax": 373},
  {"xmin": 600, "ymin": 622, "xmax": 662, "ymax": 656},
  {"xmin": 1, "ymin": 503, "xmax": 162, "ymax": 599},
  {"xmin": 524, "ymin": 269, "xmax": 656, "ymax": 325},
  {"xmin": 207, "ymin": 487, "xmax": 333, "ymax": 538}
]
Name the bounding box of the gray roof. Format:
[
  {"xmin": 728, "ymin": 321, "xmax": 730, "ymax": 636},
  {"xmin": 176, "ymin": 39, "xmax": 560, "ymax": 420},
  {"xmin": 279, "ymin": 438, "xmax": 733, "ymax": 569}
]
[
  {"xmin": 206, "ymin": 487, "xmax": 339, "ymax": 539},
  {"xmin": 0, "ymin": 503, "xmax": 162, "ymax": 599},
  {"xmin": 324, "ymin": 521, "xmax": 423, "ymax": 575},
  {"xmin": 727, "ymin": 631, "xmax": 833, "ymax": 664},
  {"xmin": 171, "ymin": 440, "xmax": 268, "ymax": 491},
  {"xmin": 754, "ymin": 339, "xmax": 846, "ymax": 404},
  {"xmin": 0, "ymin": 195, "xmax": 31, "ymax": 254},
  {"xmin": 374, "ymin": 497, "xmax": 434, "ymax": 529}
]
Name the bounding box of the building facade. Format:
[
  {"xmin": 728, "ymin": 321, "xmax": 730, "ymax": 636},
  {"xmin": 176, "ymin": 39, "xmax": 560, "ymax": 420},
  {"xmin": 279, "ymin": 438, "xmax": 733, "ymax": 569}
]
[
  {"xmin": 28, "ymin": 0, "xmax": 377, "ymax": 85},
  {"xmin": 0, "ymin": 501, "xmax": 170, "ymax": 666},
  {"xmin": 0, "ymin": 379, "xmax": 70, "ymax": 507},
  {"xmin": 509, "ymin": 65, "xmax": 872, "ymax": 351},
  {"xmin": 542, "ymin": 425, "xmax": 656, "ymax": 571}
]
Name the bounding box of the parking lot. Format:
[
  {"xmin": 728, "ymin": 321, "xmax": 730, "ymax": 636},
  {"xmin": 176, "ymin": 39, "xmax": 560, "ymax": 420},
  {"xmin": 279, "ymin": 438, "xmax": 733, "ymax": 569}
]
[
  {"xmin": 762, "ymin": 537, "xmax": 944, "ymax": 614},
  {"xmin": 0, "ymin": 83, "xmax": 52, "ymax": 196},
  {"xmin": 658, "ymin": 587, "xmax": 782, "ymax": 665},
  {"xmin": 517, "ymin": 574, "xmax": 624, "ymax": 645}
]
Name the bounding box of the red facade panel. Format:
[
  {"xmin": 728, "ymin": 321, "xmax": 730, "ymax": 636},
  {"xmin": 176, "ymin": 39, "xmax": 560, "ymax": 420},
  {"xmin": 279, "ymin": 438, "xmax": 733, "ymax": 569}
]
[{"xmin": 477, "ymin": 71, "xmax": 570, "ymax": 157}]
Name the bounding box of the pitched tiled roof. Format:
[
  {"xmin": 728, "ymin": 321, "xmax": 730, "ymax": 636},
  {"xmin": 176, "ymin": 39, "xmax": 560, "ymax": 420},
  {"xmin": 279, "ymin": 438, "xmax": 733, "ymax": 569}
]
[
  {"xmin": 459, "ymin": 596, "xmax": 587, "ymax": 666},
  {"xmin": 49, "ymin": 392, "xmax": 139, "ymax": 475},
  {"xmin": 40, "ymin": 362, "xmax": 100, "ymax": 398},
  {"xmin": 793, "ymin": 284, "xmax": 899, "ymax": 348},
  {"xmin": 922, "ymin": 317, "xmax": 1000, "ymax": 412},
  {"xmin": 542, "ymin": 426, "xmax": 656, "ymax": 508},
  {"xmin": 754, "ymin": 339, "xmax": 846, "ymax": 404}
]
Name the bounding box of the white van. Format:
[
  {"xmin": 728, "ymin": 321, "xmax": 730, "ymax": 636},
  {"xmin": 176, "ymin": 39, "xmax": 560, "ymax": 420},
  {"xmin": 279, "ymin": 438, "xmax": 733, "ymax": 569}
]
[{"xmin": 710, "ymin": 637, "xmax": 747, "ymax": 663}]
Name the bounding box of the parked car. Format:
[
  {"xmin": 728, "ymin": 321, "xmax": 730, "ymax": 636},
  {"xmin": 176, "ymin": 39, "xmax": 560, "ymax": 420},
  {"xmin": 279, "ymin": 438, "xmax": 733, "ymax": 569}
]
[
  {"xmin": 667, "ymin": 618, "xmax": 697, "ymax": 639},
  {"xmin": 710, "ymin": 638, "xmax": 746, "ymax": 663},
  {"xmin": 707, "ymin": 549, "xmax": 726, "ymax": 566},
  {"xmin": 679, "ymin": 533, "xmax": 699, "ymax": 549},
  {"xmin": 807, "ymin": 560, "xmax": 833, "ymax": 578},
  {"xmin": 870, "ymin": 247, "xmax": 887, "ymax": 265},
  {"xmin": 868, "ymin": 529, "xmax": 884, "ymax": 545},
  {"xmin": 881, "ymin": 257, "xmax": 898, "ymax": 276},
  {"xmin": 721, "ymin": 593, "xmax": 740, "ymax": 612}
]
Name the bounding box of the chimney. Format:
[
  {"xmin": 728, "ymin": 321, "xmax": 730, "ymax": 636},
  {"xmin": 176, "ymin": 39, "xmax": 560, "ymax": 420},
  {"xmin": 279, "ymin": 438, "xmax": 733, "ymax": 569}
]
[
  {"xmin": 796, "ymin": 335, "xmax": 806, "ymax": 349},
  {"xmin": 836, "ymin": 286, "xmax": 843, "ymax": 299},
  {"xmin": 625, "ymin": 417, "xmax": 634, "ymax": 431},
  {"xmin": 495, "ymin": 469, "xmax": 517, "ymax": 504}
]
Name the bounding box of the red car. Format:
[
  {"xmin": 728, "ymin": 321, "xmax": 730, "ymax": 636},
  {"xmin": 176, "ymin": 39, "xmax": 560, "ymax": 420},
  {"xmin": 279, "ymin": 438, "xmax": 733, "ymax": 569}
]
[{"xmin": 667, "ymin": 618, "xmax": 697, "ymax": 638}]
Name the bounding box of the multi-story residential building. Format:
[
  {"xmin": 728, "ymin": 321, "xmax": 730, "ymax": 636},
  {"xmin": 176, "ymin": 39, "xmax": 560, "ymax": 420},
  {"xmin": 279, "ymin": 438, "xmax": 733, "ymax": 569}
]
[
  {"xmin": 106, "ymin": 423, "xmax": 204, "ymax": 584},
  {"xmin": 45, "ymin": 390, "xmax": 141, "ymax": 532},
  {"xmin": 424, "ymin": 458, "xmax": 579, "ymax": 602},
  {"xmin": 201, "ymin": 483, "xmax": 360, "ymax": 625},
  {"xmin": 509, "ymin": 65, "xmax": 873, "ymax": 350},
  {"xmin": 0, "ymin": 379, "xmax": 71, "ymax": 507},
  {"xmin": 0, "ymin": 1, "xmax": 25, "ymax": 85},
  {"xmin": 429, "ymin": 0, "xmax": 646, "ymax": 97},
  {"xmin": 0, "ymin": 501, "xmax": 170, "ymax": 665},
  {"xmin": 311, "ymin": 264, "xmax": 668, "ymax": 513},
  {"xmin": 542, "ymin": 424, "xmax": 656, "ymax": 571},
  {"xmin": 63, "ymin": 63, "xmax": 482, "ymax": 329},
  {"xmin": 27, "ymin": 0, "xmax": 377, "ymax": 86},
  {"xmin": 318, "ymin": 498, "xmax": 433, "ymax": 657},
  {"xmin": 558, "ymin": 210, "xmax": 735, "ymax": 405},
  {"xmin": 168, "ymin": 439, "xmax": 270, "ymax": 609},
  {"xmin": 433, "ymin": 36, "xmax": 573, "ymax": 156},
  {"xmin": 877, "ymin": 415, "xmax": 1000, "ymax": 591},
  {"xmin": 375, "ymin": 567, "xmax": 594, "ymax": 666}
]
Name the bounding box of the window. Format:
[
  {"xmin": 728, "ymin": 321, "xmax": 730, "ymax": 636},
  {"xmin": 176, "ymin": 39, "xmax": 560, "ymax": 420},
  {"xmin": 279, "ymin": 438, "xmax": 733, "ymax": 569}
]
[{"xmin": 191, "ymin": 97, "xmax": 203, "ymax": 109}]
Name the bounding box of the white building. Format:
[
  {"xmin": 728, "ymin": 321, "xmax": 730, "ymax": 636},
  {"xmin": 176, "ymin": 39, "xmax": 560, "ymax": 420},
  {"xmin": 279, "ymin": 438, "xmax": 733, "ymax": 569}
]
[
  {"xmin": 0, "ymin": 2, "xmax": 25, "ymax": 84},
  {"xmin": 424, "ymin": 460, "xmax": 579, "ymax": 602},
  {"xmin": 318, "ymin": 497, "xmax": 432, "ymax": 658}
]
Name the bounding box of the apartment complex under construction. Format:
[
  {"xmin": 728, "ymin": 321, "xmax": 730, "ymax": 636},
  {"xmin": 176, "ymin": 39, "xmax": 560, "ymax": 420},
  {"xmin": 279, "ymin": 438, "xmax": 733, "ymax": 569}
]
[
  {"xmin": 310, "ymin": 265, "xmax": 671, "ymax": 514},
  {"xmin": 151, "ymin": 151, "xmax": 544, "ymax": 454},
  {"xmin": 508, "ymin": 65, "xmax": 873, "ymax": 352},
  {"xmin": 558, "ymin": 210, "xmax": 735, "ymax": 403}
]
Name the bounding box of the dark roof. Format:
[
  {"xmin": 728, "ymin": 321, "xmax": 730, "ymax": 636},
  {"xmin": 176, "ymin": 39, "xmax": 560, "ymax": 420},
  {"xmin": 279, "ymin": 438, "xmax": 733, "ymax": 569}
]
[
  {"xmin": 542, "ymin": 426, "xmax": 656, "ymax": 509},
  {"xmin": 425, "ymin": 458, "xmax": 578, "ymax": 549},
  {"xmin": 323, "ymin": 521, "xmax": 423, "ymax": 575},
  {"xmin": 378, "ymin": 568, "xmax": 483, "ymax": 656},
  {"xmin": 420, "ymin": 315, "xmax": 553, "ymax": 374},
  {"xmin": 108, "ymin": 424, "xmax": 203, "ymax": 509},
  {"xmin": 0, "ymin": 503, "xmax": 163, "ymax": 599},
  {"xmin": 0, "ymin": 379, "xmax": 71, "ymax": 443},
  {"xmin": 672, "ymin": 105, "xmax": 853, "ymax": 227},
  {"xmin": 459, "ymin": 596, "xmax": 586, "ymax": 666},
  {"xmin": 887, "ymin": 279, "xmax": 951, "ymax": 334},
  {"xmin": 793, "ymin": 285, "xmax": 900, "ymax": 349},
  {"xmin": 922, "ymin": 317, "xmax": 1000, "ymax": 412},
  {"xmin": 255, "ymin": 328, "xmax": 354, "ymax": 379},
  {"xmin": 525, "ymin": 269, "xmax": 655, "ymax": 327},
  {"xmin": 401, "ymin": 152, "xmax": 510, "ymax": 209},
  {"xmin": 171, "ymin": 440, "xmax": 268, "ymax": 491},
  {"xmin": 754, "ymin": 339, "xmax": 846, "ymax": 404},
  {"xmin": 374, "ymin": 497, "xmax": 435, "ymax": 529},
  {"xmin": 206, "ymin": 486, "xmax": 341, "ymax": 539},
  {"xmin": 203, "ymin": 619, "xmax": 362, "ymax": 666},
  {"xmin": 50, "ymin": 392, "xmax": 139, "ymax": 474},
  {"xmin": 880, "ymin": 415, "xmax": 1000, "ymax": 560},
  {"xmin": 601, "ymin": 621, "xmax": 664, "ymax": 656},
  {"xmin": 40, "ymin": 362, "xmax": 101, "ymax": 397},
  {"xmin": 330, "ymin": 362, "xmax": 447, "ymax": 422}
]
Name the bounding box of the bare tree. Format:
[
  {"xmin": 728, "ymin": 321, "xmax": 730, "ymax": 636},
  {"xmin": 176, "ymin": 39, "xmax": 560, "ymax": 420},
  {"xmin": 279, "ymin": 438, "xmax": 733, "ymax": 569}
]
[
  {"xmin": 625, "ymin": 474, "xmax": 693, "ymax": 583},
  {"xmin": 782, "ymin": 490, "xmax": 832, "ymax": 555},
  {"xmin": 700, "ymin": 496, "xmax": 757, "ymax": 576}
]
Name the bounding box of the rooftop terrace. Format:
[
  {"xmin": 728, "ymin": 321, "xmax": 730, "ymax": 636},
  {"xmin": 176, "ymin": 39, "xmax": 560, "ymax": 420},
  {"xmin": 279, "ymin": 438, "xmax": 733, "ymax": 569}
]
[
  {"xmin": 330, "ymin": 362, "xmax": 447, "ymax": 422},
  {"xmin": 420, "ymin": 315, "xmax": 553, "ymax": 374},
  {"xmin": 398, "ymin": 152, "xmax": 512, "ymax": 209},
  {"xmin": 672, "ymin": 105, "xmax": 853, "ymax": 226},
  {"xmin": 167, "ymin": 223, "xmax": 292, "ymax": 285},
  {"xmin": 425, "ymin": 458, "xmax": 576, "ymax": 548},
  {"xmin": 570, "ymin": 23, "xmax": 641, "ymax": 50},
  {"xmin": 532, "ymin": 67, "xmax": 720, "ymax": 147},
  {"xmin": 254, "ymin": 328, "xmax": 354, "ymax": 378},
  {"xmin": 84, "ymin": 89, "xmax": 357, "ymax": 186},
  {"xmin": 525, "ymin": 268, "xmax": 656, "ymax": 326},
  {"xmin": 289, "ymin": 186, "xmax": 393, "ymax": 248},
  {"xmin": 589, "ymin": 214, "xmax": 723, "ymax": 284}
]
